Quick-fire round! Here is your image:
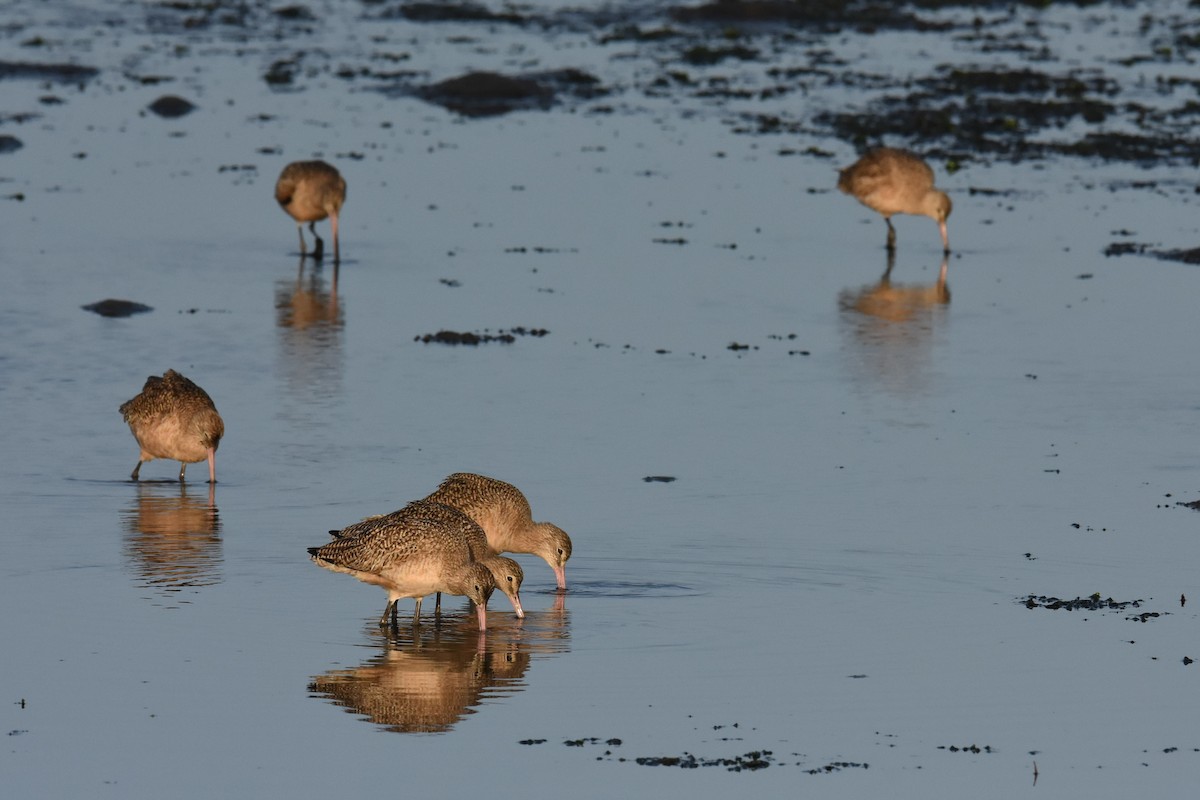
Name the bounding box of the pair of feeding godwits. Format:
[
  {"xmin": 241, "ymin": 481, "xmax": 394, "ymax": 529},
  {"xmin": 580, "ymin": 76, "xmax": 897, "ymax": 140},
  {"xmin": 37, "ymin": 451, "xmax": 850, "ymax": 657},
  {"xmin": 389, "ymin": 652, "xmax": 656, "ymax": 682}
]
[
  {"xmin": 309, "ymin": 473, "xmax": 573, "ymax": 632},
  {"xmin": 272, "ymin": 149, "xmax": 950, "ymax": 263},
  {"xmin": 837, "ymin": 147, "xmax": 953, "ymax": 254}
]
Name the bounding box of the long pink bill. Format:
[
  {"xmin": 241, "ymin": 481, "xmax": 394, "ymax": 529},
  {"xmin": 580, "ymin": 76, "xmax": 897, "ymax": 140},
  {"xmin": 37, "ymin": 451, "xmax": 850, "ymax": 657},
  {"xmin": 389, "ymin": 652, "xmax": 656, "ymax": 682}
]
[
  {"xmin": 553, "ymin": 565, "xmax": 567, "ymax": 590},
  {"xmin": 474, "ymin": 601, "xmax": 488, "ymax": 631},
  {"xmin": 207, "ymin": 447, "xmax": 217, "ymax": 484}
]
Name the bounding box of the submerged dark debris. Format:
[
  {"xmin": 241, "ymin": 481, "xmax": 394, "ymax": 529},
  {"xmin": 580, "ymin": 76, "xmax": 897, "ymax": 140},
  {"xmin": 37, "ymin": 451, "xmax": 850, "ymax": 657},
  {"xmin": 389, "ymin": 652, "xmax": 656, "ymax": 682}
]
[
  {"xmin": 1103, "ymin": 242, "xmax": 1200, "ymax": 265},
  {"xmin": 414, "ymin": 327, "xmax": 549, "ymax": 345},
  {"xmin": 415, "ymin": 69, "xmax": 606, "ymax": 117},
  {"xmin": 1021, "ymin": 594, "xmax": 1166, "ymax": 621},
  {"xmin": 82, "ymin": 299, "xmax": 154, "ymax": 318}
]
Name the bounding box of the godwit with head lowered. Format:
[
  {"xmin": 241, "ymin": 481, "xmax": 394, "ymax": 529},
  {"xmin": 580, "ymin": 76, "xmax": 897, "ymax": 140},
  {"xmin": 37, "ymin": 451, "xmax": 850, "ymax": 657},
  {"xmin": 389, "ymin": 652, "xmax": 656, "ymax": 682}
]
[
  {"xmin": 275, "ymin": 160, "xmax": 346, "ymax": 261},
  {"xmin": 424, "ymin": 473, "xmax": 573, "ymax": 590},
  {"xmin": 332, "ymin": 509, "xmax": 525, "ymax": 619},
  {"xmin": 311, "ymin": 500, "xmax": 496, "ymax": 629},
  {"xmin": 837, "ymin": 147, "xmax": 952, "ymax": 253},
  {"xmin": 119, "ymin": 370, "xmax": 224, "ymax": 483}
]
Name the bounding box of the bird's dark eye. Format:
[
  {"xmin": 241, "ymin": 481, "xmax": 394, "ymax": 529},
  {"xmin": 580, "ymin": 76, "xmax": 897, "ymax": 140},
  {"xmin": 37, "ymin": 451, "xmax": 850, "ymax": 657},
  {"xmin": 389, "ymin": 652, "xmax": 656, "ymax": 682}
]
[{"xmin": 507, "ymin": 576, "xmax": 514, "ymax": 583}]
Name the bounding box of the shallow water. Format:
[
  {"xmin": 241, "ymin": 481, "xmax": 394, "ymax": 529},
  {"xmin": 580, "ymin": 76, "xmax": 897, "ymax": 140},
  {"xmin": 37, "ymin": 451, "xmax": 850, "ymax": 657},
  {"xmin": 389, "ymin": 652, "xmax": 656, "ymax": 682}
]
[{"xmin": 3, "ymin": 1, "xmax": 1200, "ymax": 797}]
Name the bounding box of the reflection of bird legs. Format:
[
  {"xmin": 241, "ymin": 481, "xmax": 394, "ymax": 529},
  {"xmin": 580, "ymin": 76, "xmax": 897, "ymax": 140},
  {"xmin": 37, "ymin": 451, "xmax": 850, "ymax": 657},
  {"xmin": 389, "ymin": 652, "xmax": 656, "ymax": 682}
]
[{"xmin": 308, "ymin": 222, "xmax": 325, "ymax": 260}]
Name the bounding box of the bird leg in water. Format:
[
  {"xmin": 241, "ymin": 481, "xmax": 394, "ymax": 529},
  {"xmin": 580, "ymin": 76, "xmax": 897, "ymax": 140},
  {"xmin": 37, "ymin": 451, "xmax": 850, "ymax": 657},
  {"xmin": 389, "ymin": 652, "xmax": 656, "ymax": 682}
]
[
  {"xmin": 178, "ymin": 462, "xmax": 187, "ymax": 482},
  {"xmin": 130, "ymin": 461, "xmax": 143, "ymax": 481},
  {"xmin": 308, "ymin": 221, "xmax": 325, "ymax": 260},
  {"xmin": 296, "ymin": 224, "xmax": 307, "ymax": 256},
  {"xmin": 435, "ymin": 591, "xmax": 442, "ymax": 616},
  {"xmin": 885, "ymin": 218, "xmax": 897, "ymax": 251},
  {"xmin": 413, "ymin": 596, "xmax": 424, "ymax": 626},
  {"xmin": 379, "ymin": 599, "xmax": 398, "ymax": 628}
]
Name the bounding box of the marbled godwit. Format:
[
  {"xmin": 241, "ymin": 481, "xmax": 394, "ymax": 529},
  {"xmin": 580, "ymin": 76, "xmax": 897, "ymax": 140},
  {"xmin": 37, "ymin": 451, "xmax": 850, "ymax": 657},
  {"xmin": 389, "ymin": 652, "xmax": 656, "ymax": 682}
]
[
  {"xmin": 275, "ymin": 160, "xmax": 345, "ymax": 261},
  {"xmin": 332, "ymin": 511, "xmax": 525, "ymax": 619},
  {"xmin": 837, "ymin": 147, "xmax": 952, "ymax": 253},
  {"xmin": 119, "ymin": 370, "xmax": 224, "ymax": 483},
  {"xmin": 424, "ymin": 473, "xmax": 572, "ymax": 590},
  {"xmin": 312, "ymin": 500, "xmax": 495, "ymax": 629}
]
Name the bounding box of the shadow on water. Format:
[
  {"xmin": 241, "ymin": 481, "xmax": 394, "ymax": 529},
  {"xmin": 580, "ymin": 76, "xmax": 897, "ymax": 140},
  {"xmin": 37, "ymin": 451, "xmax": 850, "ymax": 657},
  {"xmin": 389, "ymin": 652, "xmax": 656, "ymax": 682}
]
[
  {"xmin": 308, "ymin": 601, "xmax": 571, "ymax": 734},
  {"xmin": 837, "ymin": 253, "xmax": 950, "ymax": 396},
  {"xmin": 120, "ymin": 481, "xmax": 222, "ymax": 595}
]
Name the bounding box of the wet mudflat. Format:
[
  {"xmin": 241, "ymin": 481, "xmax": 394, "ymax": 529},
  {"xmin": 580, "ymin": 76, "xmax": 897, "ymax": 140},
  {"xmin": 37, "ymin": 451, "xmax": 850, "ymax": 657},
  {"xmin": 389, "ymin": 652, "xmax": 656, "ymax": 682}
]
[{"xmin": 2, "ymin": 1, "xmax": 1200, "ymax": 797}]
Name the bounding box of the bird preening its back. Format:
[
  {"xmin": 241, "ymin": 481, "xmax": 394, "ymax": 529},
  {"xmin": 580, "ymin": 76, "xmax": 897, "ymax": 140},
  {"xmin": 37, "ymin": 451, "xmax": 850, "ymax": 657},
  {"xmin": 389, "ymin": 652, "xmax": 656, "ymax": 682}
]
[
  {"xmin": 837, "ymin": 147, "xmax": 952, "ymax": 253},
  {"xmin": 275, "ymin": 160, "xmax": 346, "ymax": 262},
  {"xmin": 119, "ymin": 369, "xmax": 224, "ymax": 483}
]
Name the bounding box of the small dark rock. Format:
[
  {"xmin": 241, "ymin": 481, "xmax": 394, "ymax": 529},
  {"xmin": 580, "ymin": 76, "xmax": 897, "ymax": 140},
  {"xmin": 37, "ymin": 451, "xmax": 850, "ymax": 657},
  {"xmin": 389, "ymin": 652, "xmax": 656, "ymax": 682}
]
[
  {"xmin": 0, "ymin": 135, "xmax": 22, "ymax": 154},
  {"xmin": 147, "ymin": 95, "xmax": 197, "ymax": 118},
  {"xmin": 82, "ymin": 299, "xmax": 154, "ymax": 318},
  {"xmin": 643, "ymin": 476, "xmax": 676, "ymax": 483}
]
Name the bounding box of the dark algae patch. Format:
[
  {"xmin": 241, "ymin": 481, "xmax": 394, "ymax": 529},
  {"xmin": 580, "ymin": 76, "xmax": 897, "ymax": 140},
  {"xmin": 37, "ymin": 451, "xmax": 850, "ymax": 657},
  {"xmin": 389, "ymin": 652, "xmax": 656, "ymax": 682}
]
[
  {"xmin": 415, "ymin": 327, "xmax": 549, "ymax": 345},
  {"xmin": 1021, "ymin": 594, "xmax": 1167, "ymax": 621}
]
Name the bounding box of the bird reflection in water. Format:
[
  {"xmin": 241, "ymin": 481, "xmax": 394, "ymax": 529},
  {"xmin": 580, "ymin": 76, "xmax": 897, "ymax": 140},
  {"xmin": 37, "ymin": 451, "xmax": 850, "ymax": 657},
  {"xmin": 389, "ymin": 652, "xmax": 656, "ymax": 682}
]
[
  {"xmin": 276, "ymin": 256, "xmax": 344, "ymax": 413},
  {"xmin": 837, "ymin": 254, "xmax": 950, "ymax": 396},
  {"xmin": 276, "ymin": 256, "xmax": 342, "ymax": 332},
  {"xmin": 121, "ymin": 481, "xmax": 221, "ymax": 596},
  {"xmin": 308, "ymin": 599, "xmax": 570, "ymax": 734}
]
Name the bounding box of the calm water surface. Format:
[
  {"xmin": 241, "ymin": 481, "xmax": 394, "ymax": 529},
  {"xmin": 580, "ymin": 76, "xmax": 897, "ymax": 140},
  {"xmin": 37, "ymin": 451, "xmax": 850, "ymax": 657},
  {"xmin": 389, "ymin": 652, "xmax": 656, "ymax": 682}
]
[{"xmin": 2, "ymin": 1, "xmax": 1199, "ymax": 797}]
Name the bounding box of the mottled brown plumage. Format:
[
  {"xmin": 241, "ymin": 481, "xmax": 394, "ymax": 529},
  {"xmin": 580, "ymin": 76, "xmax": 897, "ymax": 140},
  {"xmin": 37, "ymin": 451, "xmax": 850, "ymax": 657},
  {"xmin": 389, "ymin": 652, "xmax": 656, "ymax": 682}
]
[
  {"xmin": 837, "ymin": 147, "xmax": 952, "ymax": 253},
  {"xmin": 311, "ymin": 500, "xmax": 495, "ymax": 629},
  {"xmin": 119, "ymin": 370, "xmax": 224, "ymax": 483},
  {"xmin": 275, "ymin": 160, "xmax": 346, "ymax": 261},
  {"xmin": 333, "ymin": 506, "xmax": 525, "ymax": 618},
  {"xmin": 424, "ymin": 473, "xmax": 572, "ymax": 590}
]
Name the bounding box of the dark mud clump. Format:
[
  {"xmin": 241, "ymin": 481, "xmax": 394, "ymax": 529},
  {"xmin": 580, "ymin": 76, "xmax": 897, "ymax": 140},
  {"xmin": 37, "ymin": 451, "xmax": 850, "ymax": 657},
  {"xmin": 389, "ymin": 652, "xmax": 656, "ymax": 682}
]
[
  {"xmin": 417, "ymin": 69, "xmax": 605, "ymax": 117},
  {"xmin": 643, "ymin": 476, "xmax": 676, "ymax": 483},
  {"xmin": 670, "ymin": 1, "xmax": 951, "ymax": 33},
  {"xmin": 415, "ymin": 327, "xmax": 548, "ymax": 345},
  {"xmin": 0, "ymin": 135, "xmax": 22, "ymax": 154},
  {"xmin": 1104, "ymin": 241, "xmax": 1200, "ymax": 265},
  {"xmin": 0, "ymin": 60, "xmax": 99, "ymax": 83},
  {"xmin": 82, "ymin": 299, "xmax": 154, "ymax": 318},
  {"xmin": 147, "ymin": 95, "xmax": 197, "ymax": 118},
  {"xmin": 394, "ymin": 2, "xmax": 527, "ymax": 25},
  {"xmin": 939, "ymin": 744, "xmax": 994, "ymax": 753},
  {"xmin": 634, "ymin": 750, "xmax": 774, "ymax": 771},
  {"xmin": 1021, "ymin": 594, "xmax": 1166, "ymax": 621}
]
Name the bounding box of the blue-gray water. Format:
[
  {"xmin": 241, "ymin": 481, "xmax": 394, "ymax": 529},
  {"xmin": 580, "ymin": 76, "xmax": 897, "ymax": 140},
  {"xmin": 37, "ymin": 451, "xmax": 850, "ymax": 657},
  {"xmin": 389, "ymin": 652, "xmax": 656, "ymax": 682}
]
[{"xmin": 3, "ymin": 1, "xmax": 1199, "ymax": 796}]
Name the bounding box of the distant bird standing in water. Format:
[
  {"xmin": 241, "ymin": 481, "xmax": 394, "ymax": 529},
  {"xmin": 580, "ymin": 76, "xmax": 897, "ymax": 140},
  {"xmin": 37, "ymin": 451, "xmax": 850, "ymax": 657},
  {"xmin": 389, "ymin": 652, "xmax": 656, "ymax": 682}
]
[
  {"xmin": 119, "ymin": 370, "xmax": 224, "ymax": 483},
  {"xmin": 424, "ymin": 473, "xmax": 573, "ymax": 590},
  {"xmin": 837, "ymin": 147, "xmax": 952, "ymax": 253},
  {"xmin": 274, "ymin": 160, "xmax": 346, "ymax": 261},
  {"xmin": 311, "ymin": 500, "xmax": 495, "ymax": 629}
]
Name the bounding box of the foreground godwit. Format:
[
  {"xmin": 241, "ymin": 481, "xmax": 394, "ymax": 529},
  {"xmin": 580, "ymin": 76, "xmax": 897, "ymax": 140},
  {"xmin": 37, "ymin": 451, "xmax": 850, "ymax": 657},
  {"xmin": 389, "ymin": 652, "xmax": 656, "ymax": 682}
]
[
  {"xmin": 311, "ymin": 500, "xmax": 495, "ymax": 629},
  {"xmin": 119, "ymin": 370, "xmax": 224, "ymax": 483},
  {"xmin": 424, "ymin": 473, "xmax": 572, "ymax": 590},
  {"xmin": 274, "ymin": 160, "xmax": 346, "ymax": 261},
  {"xmin": 837, "ymin": 147, "xmax": 952, "ymax": 253},
  {"xmin": 333, "ymin": 511, "xmax": 525, "ymax": 618}
]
